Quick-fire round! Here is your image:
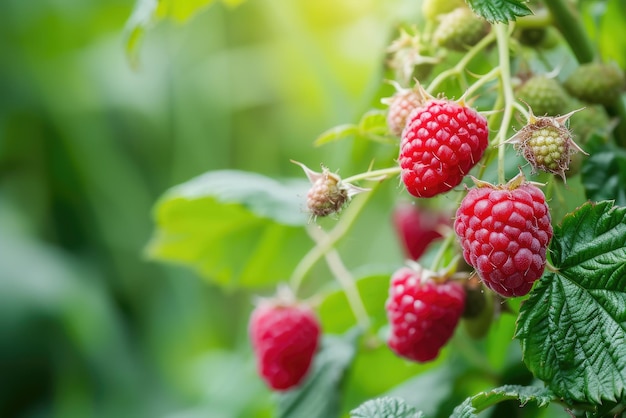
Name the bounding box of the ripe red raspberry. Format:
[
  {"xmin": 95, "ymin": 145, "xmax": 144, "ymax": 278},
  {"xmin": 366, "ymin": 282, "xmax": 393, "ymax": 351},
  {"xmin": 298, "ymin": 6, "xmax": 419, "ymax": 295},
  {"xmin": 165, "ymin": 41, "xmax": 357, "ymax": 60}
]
[
  {"xmin": 249, "ymin": 300, "xmax": 321, "ymax": 391},
  {"xmin": 453, "ymin": 175, "xmax": 553, "ymax": 297},
  {"xmin": 386, "ymin": 265, "xmax": 466, "ymax": 362},
  {"xmin": 392, "ymin": 202, "xmax": 448, "ymax": 260},
  {"xmin": 400, "ymin": 99, "xmax": 489, "ymax": 198}
]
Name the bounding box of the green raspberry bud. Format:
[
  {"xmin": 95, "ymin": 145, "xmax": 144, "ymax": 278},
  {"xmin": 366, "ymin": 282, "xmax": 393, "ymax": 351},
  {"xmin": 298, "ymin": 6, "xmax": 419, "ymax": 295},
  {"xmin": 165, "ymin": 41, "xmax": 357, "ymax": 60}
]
[
  {"xmin": 564, "ymin": 62, "xmax": 626, "ymax": 106},
  {"xmin": 433, "ymin": 7, "xmax": 490, "ymax": 52},
  {"xmin": 516, "ymin": 76, "xmax": 570, "ymax": 116},
  {"xmin": 291, "ymin": 161, "xmax": 369, "ymax": 218},
  {"xmin": 505, "ymin": 108, "xmax": 587, "ymax": 181}
]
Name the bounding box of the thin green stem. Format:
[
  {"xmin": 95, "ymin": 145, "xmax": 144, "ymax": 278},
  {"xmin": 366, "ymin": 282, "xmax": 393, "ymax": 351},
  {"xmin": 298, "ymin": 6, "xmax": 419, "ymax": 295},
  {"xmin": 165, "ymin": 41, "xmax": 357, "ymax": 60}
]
[
  {"xmin": 429, "ymin": 231, "xmax": 456, "ymax": 272},
  {"xmin": 462, "ymin": 66, "xmax": 501, "ymax": 101},
  {"xmin": 342, "ymin": 166, "xmax": 401, "ymax": 184},
  {"xmin": 289, "ymin": 183, "xmax": 378, "ymax": 295},
  {"xmin": 307, "ymin": 225, "xmax": 370, "ymax": 330},
  {"xmin": 427, "ymin": 30, "xmax": 497, "ymax": 94},
  {"xmin": 495, "ymin": 23, "xmax": 517, "ymax": 184},
  {"xmin": 543, "ymin": 0, "xmax": 595, "ymax": 64}
]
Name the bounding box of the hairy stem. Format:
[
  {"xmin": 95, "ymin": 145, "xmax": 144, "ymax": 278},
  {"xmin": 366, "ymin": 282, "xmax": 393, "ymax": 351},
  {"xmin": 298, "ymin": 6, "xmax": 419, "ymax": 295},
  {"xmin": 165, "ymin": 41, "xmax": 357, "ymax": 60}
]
[
  {"xmin": 427, "ymin": 30, "xmax": 497, "ymax": 94},
  {"xmin": 307, "ymin": 226, "xmax": 371, "ymax": 330},
  {"xmin": 495, "ymin": 23, "xmax": 517, "ymax": 184},
  {"xmin": 289, "ymin": 182, "xmax": 378, "ymax": 295}
]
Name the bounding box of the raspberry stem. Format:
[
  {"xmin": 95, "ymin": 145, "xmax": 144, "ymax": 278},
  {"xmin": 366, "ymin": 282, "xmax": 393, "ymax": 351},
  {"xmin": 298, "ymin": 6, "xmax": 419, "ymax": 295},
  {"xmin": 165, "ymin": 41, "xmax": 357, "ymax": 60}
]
[
  {"xmin": 307, "ymin": 225, "xmax": 371, "ymax": 330},
  {"xmin": 494, "ymin": 23, "xmax": 516, "ymax": 184},
  {"xmin": 342, "ymin": 166, "xmax": 401, "ymax": 184},
  {"xmin": 289, "ymin": 181, "xmax": 379, "ymax": 297},
  {"xmin": 427, "ymin": 30, "xmax": 497, "ymax": 94}
]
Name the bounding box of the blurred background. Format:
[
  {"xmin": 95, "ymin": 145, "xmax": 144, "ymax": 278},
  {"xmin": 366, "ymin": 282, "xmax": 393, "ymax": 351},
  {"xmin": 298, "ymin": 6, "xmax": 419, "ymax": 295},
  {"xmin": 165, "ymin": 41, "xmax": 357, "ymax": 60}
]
[{"xmin": 0, "ymin": 0, "xmax": 418, "ymax": 417}]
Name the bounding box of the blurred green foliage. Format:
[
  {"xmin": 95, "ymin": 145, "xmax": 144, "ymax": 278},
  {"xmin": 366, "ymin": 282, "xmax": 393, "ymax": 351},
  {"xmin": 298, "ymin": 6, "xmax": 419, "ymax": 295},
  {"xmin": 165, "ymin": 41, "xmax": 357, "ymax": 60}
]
[{"xmin": 0, "ymin": 0, "xmax": 415, "ymax": 416}]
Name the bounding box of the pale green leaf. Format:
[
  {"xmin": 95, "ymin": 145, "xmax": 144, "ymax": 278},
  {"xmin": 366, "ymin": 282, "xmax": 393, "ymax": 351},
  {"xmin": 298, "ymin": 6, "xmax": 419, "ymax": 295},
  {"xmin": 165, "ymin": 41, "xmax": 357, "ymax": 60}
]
[
  {"xmin": 313, "ymin": 124, "xmax": 360, "ymax": 147},
  {"xmin": 146, "ymin": 170, "xmax": 311, "ymax": 289},
  {"xmin": 516, "ymin": 201, "xmax": 626, "ymax": 404}
]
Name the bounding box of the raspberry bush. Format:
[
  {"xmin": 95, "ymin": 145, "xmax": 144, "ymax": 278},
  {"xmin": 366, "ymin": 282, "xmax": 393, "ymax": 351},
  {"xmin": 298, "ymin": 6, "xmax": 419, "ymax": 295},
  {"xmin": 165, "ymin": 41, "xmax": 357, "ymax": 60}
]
[{"xmin": 135, "ymin": 0, "xmax": 626, "ymax": 416}]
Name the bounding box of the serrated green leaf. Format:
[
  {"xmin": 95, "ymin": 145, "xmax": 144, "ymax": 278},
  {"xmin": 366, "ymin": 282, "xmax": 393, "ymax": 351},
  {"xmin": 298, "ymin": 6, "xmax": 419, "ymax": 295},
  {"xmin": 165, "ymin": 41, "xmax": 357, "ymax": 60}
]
[
  {"xmin": 350, "ymin": 397, "xmax": 424, "ymax": 418},
  {"xmin": 467, "ymin": 0, "xmax": 532, "ymax": 23},
  {"xmin": 318, "ymin": 273, "xmax": 391, "ymax": 334},
  {"xmin": 581, "ymin": 142, "xmax": 626, "ymax": 206},
  {"xmin": 277, "ymin": 330, "xmax": 359, "ymax": 418},
  {"xmin": 313, "ymin": 124, "xmax": 360, "ymax": 146},
  {"xmin": 451, "ymin": 385, "xmax": 556, "ymax": 417},
  {"xmin": 146, "ymin": 170, "xmax": 311, "ymax": 289},
  {"xmin": 516, "ymin": 201, "xmax": 626, "ymax": 404}
]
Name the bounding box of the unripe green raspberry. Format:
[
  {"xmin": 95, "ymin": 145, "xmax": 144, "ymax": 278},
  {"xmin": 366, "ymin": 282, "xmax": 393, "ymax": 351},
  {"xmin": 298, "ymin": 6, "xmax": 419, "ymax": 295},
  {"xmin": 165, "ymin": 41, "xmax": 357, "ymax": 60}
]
[
  {"xmin": 433, "ymin": 7, "xmax": 490, "ymax": 52},
  {"xmin": 516, "ymin": 76, "xmax": 570, "ymax": 116},
  {"xmin": 505, "ymin": 109, "xmax": 587, "ymax": 181},
  {"xmin": 564, "ymin": 62, "xmax": 626, "ymax": 105},
  {"xmin": 422, "ymin": 0, "xmax": 465, "ymax": 22}
]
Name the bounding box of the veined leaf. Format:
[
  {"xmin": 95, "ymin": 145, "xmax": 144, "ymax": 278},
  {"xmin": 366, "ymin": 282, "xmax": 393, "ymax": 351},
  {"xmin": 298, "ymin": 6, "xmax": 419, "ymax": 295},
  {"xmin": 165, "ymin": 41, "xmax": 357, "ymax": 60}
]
[
  {"xmin": 467, "ymin": 0, "xmax": 532, "ymax": 23},
  {"xmin": 314, "ymin": 109, "xmax": 394, "ymax": 146},
  {"xmin": 350, "ymin": 397, "xmax": 425, "ymax": 418},
  {"xmin": 146, "ymin": 170, "xmax": 311, "ymax": 289},
  {"xmin": 516, "ymin": 201, "xmax": 626, "ymax": 404},
  {"xmin": 451, "ymin": 385, "xmax": 556, "ymax": 417}
]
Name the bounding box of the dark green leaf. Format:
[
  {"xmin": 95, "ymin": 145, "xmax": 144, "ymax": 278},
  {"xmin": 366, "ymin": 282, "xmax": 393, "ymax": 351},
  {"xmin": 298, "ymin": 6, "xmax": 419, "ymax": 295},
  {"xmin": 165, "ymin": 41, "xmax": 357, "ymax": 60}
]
[
  {"xmin": 277, "ymin": 330, "xmax": 359, "ymax": 418},
  {"xmin": 146, "ymin": 170, "xmax": 311, "ymax": 289},
  {"xmin": 581, "ymin": 142, "xmax": 626, "ymax": 206},
  {"xmin": 516, "ymin": 201, "xmax": 626, "ymax": 404},
  {"xmin": 350, "ymin": 397, "xmax": 424, "ymax": 418},
  {"xmin": 467, "ymin": 0, "xmax": 532, "ymax": 23},
  {"xmin": 451, "ymin": 385, "xmax": 556, "ymax": 417}
]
